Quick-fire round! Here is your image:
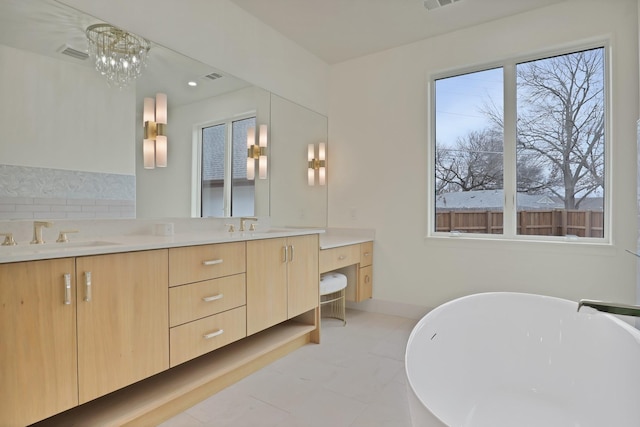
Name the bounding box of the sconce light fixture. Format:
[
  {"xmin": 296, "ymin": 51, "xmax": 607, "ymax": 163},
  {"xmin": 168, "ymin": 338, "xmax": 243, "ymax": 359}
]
[
  {"xmin": 143, "ymin": 93, "xmax": 168, "ymax": 169},
  {"xmin": 247, "ymin": 124, "xmax": 268, "ymax": 180},
  {"xmin": 307, "ymin": 143, "xmax": 326, "ymax": 186}
]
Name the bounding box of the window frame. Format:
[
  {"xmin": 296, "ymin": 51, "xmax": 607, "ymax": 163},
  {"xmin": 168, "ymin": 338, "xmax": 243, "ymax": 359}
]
[
  {"xmin": 192, "ymin": 112, "xmax": 256, "ymax": 218},
  {"xmin": 427, "ymin": 41, "xmax": 611, "ymax": 244}
]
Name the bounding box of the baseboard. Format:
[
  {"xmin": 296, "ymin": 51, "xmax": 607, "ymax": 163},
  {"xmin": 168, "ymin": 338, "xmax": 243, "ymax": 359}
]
[{"xmin": 346, "ymin": 298, "xmax": 431, "ymax": 320}]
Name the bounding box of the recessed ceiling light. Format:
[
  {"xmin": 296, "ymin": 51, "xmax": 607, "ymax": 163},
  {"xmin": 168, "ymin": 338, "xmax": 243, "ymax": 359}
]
[{"xmin": 188, "ymin": 81, "xmax": 197, "ymax": 87}]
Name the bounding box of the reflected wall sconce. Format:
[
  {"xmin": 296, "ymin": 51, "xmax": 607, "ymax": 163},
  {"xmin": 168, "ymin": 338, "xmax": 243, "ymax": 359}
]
[
  {"xmin": 307, "ymin": 143, "xmax": 326, "ymax": 186},
  {"xmin": 143, "ymin": 93, "xmax": 168, "ymax": 169},
  {"xmin": 247, "ymin": 124, "xmax": 268, "ymax": 180}
]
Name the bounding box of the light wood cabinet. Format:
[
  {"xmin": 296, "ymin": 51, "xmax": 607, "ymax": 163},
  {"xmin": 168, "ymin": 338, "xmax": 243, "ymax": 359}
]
[
  {"xmin": 168, "ymin": 242, "xmax": 245, "ymax": 286},
  {"xmin": 247, "ymin": 238, "xmax": 288, "ymax": 335},
  {"xmin": 3, "ymin": 233, "xmax": 321, "ymax": 426},
  {"xmin": 319, "ymin": 243, "xmax": 360, "ymax": 273},
  {"xmin": 287, "ymin": 234, "xmax": 319, "ymax": 318},
  {"xmin": 168, "ymin": 242, "xmax": 247, "ymax": 367},
  {"xmin": 320, "ymin": 241, "xmax": 374, "ymax": 302},
  {"xmin": 0, "ymin": 258, "xmax": 78, "ymax": 427},
  {"xmin": 247, "ymin": 235, "xmax": 319, "ymax": 335},
  {"xmin": 76, "ymin": 250, "xmax": 169, "ymax": 403},
  {"xmin": 169, "ymin": 273, "xmax": 246, "ymax": 327},
  {"xmin": 356, "ymin": 241, "xmax": 373, "ymax": 302},
  {"xmin": 170, "ymin": 306, "xmax": 247, "ymax": 366}
]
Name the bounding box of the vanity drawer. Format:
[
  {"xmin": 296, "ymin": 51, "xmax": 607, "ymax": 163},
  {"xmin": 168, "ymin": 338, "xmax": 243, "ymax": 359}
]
[
  {"xmin": 169, "ymin": 242, "xmax": 246, "ymax": 286},
  {"xmin": 360, "ymin": 241, "xmax": 373, "ymax": 267},
  {"xmin": 169, "ymin": 274, "xmax": 246, "ymax": 327},
  {"xmin": 319, "ymin": 244, "xmax": 360, "ymax": 273},
  {"xmin": 170, "ymin": 306, "xmax": 247, "ymax": 367}
]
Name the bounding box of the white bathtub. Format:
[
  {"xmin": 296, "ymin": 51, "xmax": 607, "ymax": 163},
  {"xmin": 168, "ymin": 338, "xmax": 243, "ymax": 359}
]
[{"xmin": 405, "ymin": 292, "xmax": 640, "ymax": 427}]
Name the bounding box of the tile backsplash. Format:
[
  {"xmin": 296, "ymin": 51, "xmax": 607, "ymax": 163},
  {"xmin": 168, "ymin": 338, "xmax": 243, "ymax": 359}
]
[{"xmin": 0, "ymin": 164, "xmax": 135, "ymax": 219}]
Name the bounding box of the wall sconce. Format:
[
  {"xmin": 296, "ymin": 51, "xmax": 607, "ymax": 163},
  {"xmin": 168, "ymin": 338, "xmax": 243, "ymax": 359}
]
[
  {"xmin": 247, "ymin": 124, "xmax": 268, "ymax": 180},
  {"xmin": 143, "ymin": 93, "xmax": 168, "ymax": 169},
  {"xmin": 307, "ymin": 142, "xmax": 326, "ymax": 186}
]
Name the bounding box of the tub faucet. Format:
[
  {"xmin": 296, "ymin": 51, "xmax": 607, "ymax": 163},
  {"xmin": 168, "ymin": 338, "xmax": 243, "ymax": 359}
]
[{"xmin": 577, "ymin": 299, "xmax": 640, "ymax": 317}]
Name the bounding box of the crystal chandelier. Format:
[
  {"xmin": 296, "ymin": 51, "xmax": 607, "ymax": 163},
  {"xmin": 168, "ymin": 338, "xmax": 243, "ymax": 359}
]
[{"xmin": 85, "ymin": 24, "xmax": 150, "ymax": 88}]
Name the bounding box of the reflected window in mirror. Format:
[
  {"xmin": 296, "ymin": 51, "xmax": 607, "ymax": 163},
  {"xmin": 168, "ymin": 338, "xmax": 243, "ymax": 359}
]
[{"xmin": 201, "ymin": 116, "xmax": 256, "ymax": 217}]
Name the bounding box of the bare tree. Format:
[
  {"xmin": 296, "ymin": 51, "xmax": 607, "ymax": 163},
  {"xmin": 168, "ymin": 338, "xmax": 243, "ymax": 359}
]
[
  {"xmin": 435, "ymin": 127, "xmax": 546, "ymax": 195},
  {"xmin": 435, "ymin": 128, "xmax": 503, "ymax": 194},
  {"xmin": 516, "ymin": 48, "xmax": 605, "ymax": 209}
]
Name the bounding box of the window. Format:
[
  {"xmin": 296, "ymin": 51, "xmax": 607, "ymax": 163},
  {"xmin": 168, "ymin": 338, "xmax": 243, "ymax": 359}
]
[
  {"xmin": 432, "ymin": 46, "xmax": 606, "ymax": 240},
  {"xmin": 200, "ymin": 116, "xmax": 256, "ymax": 217}
]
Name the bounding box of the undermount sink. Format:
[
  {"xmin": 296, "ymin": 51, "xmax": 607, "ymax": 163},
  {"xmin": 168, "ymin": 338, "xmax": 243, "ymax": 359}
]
[{"xmin": 0, "ymin": 240, "xmax": 120, "ymax": 255}]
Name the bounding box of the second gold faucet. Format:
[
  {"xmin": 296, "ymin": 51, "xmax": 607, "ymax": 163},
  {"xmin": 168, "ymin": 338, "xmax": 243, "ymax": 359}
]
[
  {"xmin": 31, "ymin": 221, "xmax": 53, "ymax": 244},
  {"xmin": 239, "ymin": 217, "xmax": 258, "ymax": 232}
]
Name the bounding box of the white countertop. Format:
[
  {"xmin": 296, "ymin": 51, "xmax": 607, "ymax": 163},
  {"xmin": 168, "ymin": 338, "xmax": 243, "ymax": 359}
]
[
  {"xmin": 0, "ymin": 227, "xmax": 324, "ymax": 264},
  {"xmin": 0, "ymin": 217, "xmax": 376, "ymax": 263},
  {"xmin": 318, "ymin": 228, "xmax": 375, "ymax": 250}
]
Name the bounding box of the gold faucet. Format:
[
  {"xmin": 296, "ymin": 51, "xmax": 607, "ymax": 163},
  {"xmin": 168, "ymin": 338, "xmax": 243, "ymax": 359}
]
[
  {"xmin": 0, "ymin": 233, "xmax": 17, "ymax": 246},
  {"xmin": 239, "ymin": 217, "xmax": 258, "ymax": 232},
  {"xmin": 31, "ymin": 221, "xmax": 53, "ymax": 244}
]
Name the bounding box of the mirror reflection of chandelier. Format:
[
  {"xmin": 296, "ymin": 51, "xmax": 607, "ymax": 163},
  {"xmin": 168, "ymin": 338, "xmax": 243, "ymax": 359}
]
[{"xmin": 85, "ymin": 24, "xmax": 150, "ymax": 88}]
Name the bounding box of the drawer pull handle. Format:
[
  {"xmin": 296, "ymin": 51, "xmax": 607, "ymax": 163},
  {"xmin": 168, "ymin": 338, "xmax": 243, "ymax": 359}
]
[
  {"xmin": 202, "ymin": 259, "xmax": 223, "ymax": 266},
  {"xmin": 64, "ymin": 273, "xmax": 71, "ymax": 305},
  {"xmin": 203, "ymin": 329, "xmax": 224, "ymax": 339},
  {"xmin": 283, "ymin": 246, "xmax": 288, "ymax": 263},
  {"xmin": 338, "ymin": 255, "xmax": 346, "ymax": 260},
  {"xmin": 84, "ymin": 271, "xmax": 92, "ymax": 302},
  {"xmin": 202, "ymin": 294, "xmax": 224, "ymax": 302},
  {"xmin": 289, "ymin": 245, "xmax": 295, "ymax": 262},
  {"xmin": 365, "ymin": 275, "xmax": 371, "ymax": 284},
  {"xmin": 363, "ymin": 252, "xmax": 370, "ymax": 257}
]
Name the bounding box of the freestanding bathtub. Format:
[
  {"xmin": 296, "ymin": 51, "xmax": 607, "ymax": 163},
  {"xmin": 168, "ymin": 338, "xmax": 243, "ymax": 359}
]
[{"xmin": 405, "ymin": 292, "xmax": 640, "ymax": 427}]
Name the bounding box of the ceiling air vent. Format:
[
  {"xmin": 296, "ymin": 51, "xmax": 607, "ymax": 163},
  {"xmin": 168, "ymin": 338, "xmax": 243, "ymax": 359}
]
[
  {"xmin": 424, "ymin": 0, "xmax": 462, "ymax": 11},
  {"xmin": 58, "ymin": 45, "xmax": 89, "ymax": 61},
  {"xmin": 204, "ymin": 72, "xmax": 223, "ymax": 81}
]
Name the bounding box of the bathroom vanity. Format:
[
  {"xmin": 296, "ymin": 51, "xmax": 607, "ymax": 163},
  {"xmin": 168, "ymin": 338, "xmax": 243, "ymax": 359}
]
[
  {"xmin": 0, "ymin": 227, "xmax": 321, "ymax": 426},
  {"xmin": 319, "ymin": 229, "xmax": 375, "ymax": 302}
]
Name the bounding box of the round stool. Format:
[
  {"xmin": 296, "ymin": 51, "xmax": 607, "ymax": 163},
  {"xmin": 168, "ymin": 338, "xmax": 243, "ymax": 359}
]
[{"xmin": 320, "ymin": 272, "xmax": 347, "ymax": 325}]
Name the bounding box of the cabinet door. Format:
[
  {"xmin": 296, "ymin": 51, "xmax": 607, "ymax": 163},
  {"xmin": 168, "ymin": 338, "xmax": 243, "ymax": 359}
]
[
  {"xmin": 246, "ymin": 238, "xmax": 288, "ymax": 335},
  {"xmin": 287, "ymin": 234, "xmax": 319, "ymax": 318},
  {"xmin": 358, "ymin": 265, "xmax": 373, "ymax": 301},
  {"xmin": 76, "ymin": 250, "xmax": 169, "ymax": 403},
  {"xmin": 0, "ymin": 258, "xmax": 78, "ymax": 427}
]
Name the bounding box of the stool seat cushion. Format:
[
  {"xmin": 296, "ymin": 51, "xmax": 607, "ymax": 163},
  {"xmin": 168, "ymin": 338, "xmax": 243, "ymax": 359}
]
[{"xmin": 320, "ymin": 272, "xmax": 347, "ymax": 295}]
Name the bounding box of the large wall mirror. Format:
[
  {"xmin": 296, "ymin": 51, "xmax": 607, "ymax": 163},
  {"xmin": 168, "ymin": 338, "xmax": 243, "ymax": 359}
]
[{"xmin": 0, "ymin": 0, "xmax": 328, "ymax": 227}]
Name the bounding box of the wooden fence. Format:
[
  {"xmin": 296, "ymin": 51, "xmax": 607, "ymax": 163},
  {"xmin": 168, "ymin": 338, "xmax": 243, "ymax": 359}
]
[{"xmin": 436, "ymin": 209, "xmax": 604, "ymax": 238}]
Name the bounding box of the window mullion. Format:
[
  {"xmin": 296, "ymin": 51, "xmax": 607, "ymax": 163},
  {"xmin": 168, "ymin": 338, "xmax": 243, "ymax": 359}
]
[
  {"xmin": 223, "ymin": 120, "xmax": 233, "ymax": 217},
  {"xmin": 502, "ymin": 62, "xmax": 518, "ymax": 238}
]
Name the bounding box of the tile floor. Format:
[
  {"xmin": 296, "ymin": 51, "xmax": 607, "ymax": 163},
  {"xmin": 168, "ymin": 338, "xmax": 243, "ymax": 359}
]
[{"xmin": 160, "ymin": 309, "xmax": 418, "ymax": 427}]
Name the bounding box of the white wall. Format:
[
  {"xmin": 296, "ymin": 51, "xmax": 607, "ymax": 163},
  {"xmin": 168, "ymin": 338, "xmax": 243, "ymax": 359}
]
[
  {"xmin": 136, "ymin": 86, "xmax": 270, "ymax": 218},
  {"xmin": 0, "ymin": 44, "xmax": 135, "ymax": 174},
  {"xmin": 270, "ymin": 95, "xmax": 328, "ymax": 228},
  {"xmin": 329, "ymin": 0, "xmax": 639, "ymax": 309},
  {"xmin": 58, "ymin": 0, "xmax": 329, "ymax": 116}
]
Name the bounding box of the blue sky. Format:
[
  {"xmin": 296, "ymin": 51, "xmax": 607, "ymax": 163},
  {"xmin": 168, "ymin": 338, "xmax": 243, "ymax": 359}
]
[{"xmin": 434, "ymin": 67, "xmax": 503, "ymax": 148}]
